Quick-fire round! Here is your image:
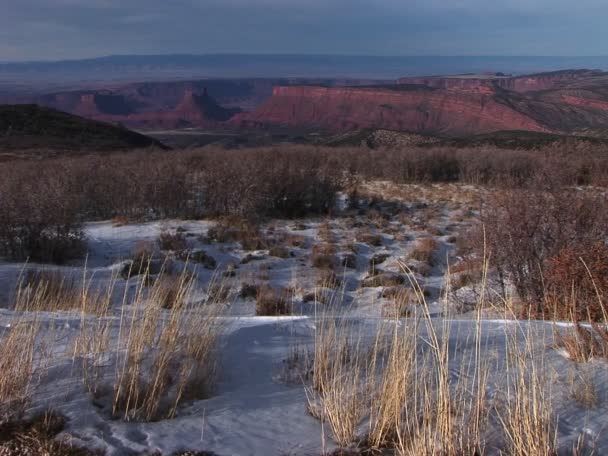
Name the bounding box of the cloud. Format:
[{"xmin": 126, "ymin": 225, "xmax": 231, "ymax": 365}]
[{"xmin": 1, "ymin": 0, "xmax": 607, "ymax": 60}]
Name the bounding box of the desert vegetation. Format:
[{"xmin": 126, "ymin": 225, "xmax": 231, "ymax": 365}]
[{"xmin": 0, "ymin": 142, "xmax": 607, "ymax": 454}]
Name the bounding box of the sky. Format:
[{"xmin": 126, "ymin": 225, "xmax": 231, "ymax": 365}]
[{"xmin": 1, "ymin": 0, "xmax": 607, "ymax": 62}]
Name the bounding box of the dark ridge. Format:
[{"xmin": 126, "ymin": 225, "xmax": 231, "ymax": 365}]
[{"xmin": 0, "ymin": 104, "xmax": 168, "ymax": 155}]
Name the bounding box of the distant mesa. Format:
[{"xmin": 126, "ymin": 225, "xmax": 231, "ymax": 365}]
[
  {"xmin": 5, "ymin": 69, "xmax": 608, "ymax": 138},
  {"xmin": 234, "ymin": 69, "xmax": 608, "ymax": 137}
]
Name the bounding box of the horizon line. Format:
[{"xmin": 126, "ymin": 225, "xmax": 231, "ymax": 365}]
[{"xmin": 3, "ymin": 53, "xmax": 608, "ymax": 65}]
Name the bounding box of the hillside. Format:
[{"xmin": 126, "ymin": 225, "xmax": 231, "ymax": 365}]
[{"xmin": 0, "ymin": 104, "xmax": 167, "ymax": 155}]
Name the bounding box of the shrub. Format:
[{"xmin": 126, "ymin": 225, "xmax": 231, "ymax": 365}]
[
  {"xmin": 360, "ymin": 272, "xmax": 405, "ymax": 288},
  {"xmin": 543, "ymin": 243, "xmax": 608, "ymax": 322},
  {"xmin": 158, "ymin": 231, "xmax": 189, "ymax": 254},
  {"xmin": 269, "ymin": 245, "xmax": 290, "ymax": 258},
  {"xmin": 481, "ymin": 186, "xmax": 607, "ymax": 320},
  {"xmin": 189, "ymin": 250, "xmax": 217, "ymax": 270},
  {"xmin": 207, "ymin": 217, "xmax": 268, "ymax": 251},
  {"xmin": 239, "ymin": 283, "xmax": 259, "ymax": 299},
  {"xmin": 311, "ymin": 244, "xmax": 337, "ymax": 269},
  {"xmin": 409, "ymin": 238, "xmax": 438, "ymax": 265},
  {"xmin": 255, "ymin": 287, "xmax": 291, "ymax": 316},
  {"xmin": 0, "ymin": 162, "xmax": 85, "ymax": 264},
  {"xmin": 317, "ymin": 270, "xmax": 342, "ymax": 289},
  {"xmin": 0, "ymin": 410, "xmax": 100, "ymax": 455},
  {"xmin": 356, "ymin": 232, "xmax": 384, "ymax": 247},
  {"xmin": 341, "ymin": 253, "xmax": 358, "ymax": 269}
]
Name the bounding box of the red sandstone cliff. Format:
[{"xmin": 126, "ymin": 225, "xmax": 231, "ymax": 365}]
[{"xmin": 232, "ymin": 85, "xmax": 550, "ymax": 136}]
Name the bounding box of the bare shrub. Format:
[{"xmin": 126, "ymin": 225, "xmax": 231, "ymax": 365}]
[
  {"xmin": 361, "ymin": 272, "xmax": 405, "ymax": 288},
  {"xmin": 158, "ymin": 230, "xmax": 189, "ymax": 255},
  {"xmin": 111, "ymin": 215, "xmax": 129, "ymax": 226},
  {"xmin": 255, "ymin": 286, "xmax": 291, "ymax": 316},
  {"xmin": 340, "ymin": 253, "xmax": 357, "ymax": 269},
  {"xmin": 544, "ymin": 243, "xmax": 608, "ymax": 322},
  {"xmin": 311, "ymin": 243, "xmax": 337, "ymax": 270},
  {"xmin": 189, "ymin": 250, "xmax": 217, "ymax": 270},
  {"xmin": 481, "ymin": 185, "xmax": 607, "ymax": 320},
  {"xmin": 409, "ymin": 238, "xmax": 438, "ymax": 266},
  {"xmin": 239, "ymin": 283, "xmax": 259, "ymax": 299},
  {"xmin": 269, "ymin": 245, "xmax": 290, "ymax": 258},
  {"xmin": 357, "ymin": 232, "xmax": 384, "ymax": 247},
  {"xmin": 207, "ymin": 217, "xmax": 268, "ymax": 251},
  {"xmin": 316, "ymin": 270, "xmax": 342, "ymax": 289},
  {"xmin": 0, "ymin": 162, "xmax": 85, "ymax": 264}
]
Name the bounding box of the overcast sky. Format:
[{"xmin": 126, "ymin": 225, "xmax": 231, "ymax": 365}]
[{"xmin": 1, "ymin": 0, "xmax": 607, "ymax": 61}]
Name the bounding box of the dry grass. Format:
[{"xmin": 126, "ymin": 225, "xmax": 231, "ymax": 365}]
[
  {"xmin": 0, "ymin": 319, "xmax": 40, "ymax": 424},
  {"xmin": 13, "ymin": 269, "xmax": 110, "ymax": 314},
  {"xmin": 356, "ymin": 232, "xmax": 384, "ymax": 247},
  {"xmin": 316, "ymin": 270, "xmax": 342, "ymax": 289},
  {"xmin": 0, "ymin": 410, "xmax": 101, "ymax": 455},
  {"xmin": 360, "ymin": 272, "xmax": 405, "ymax": 288},
  {"xmin": 306, "ymin": 315, "xmax": 365, "ymax": 447},
  {"xmin": 382, "ymin": 287, "xmax": 415, "ymax": 318},
  {"xmin": 340, "ymin": 253, "xmax": 357, "ymax": 269},
  {"xmin": 269, "ymin": 245, "xmax": 290, "ymax": 258},
  {"xmin": 75, "ymin": 268, "xmax": 224, "ymax": 422},
  {"xmin": 568, "ymin": 368, "xmax": 599, "ymax": 409},
  {"xmin": 207, "ymin": 217, "xmax": 268, "ymax": 251},
  {"xmin": 409, "ymin": 238, "xmax": 438, "ymax": 266},
  {"xmin": 555, "ymin": 323, "xmax": 608, "ymax": 362},
  {"xmin": 304, "ymin": 257, "xmax": 558, "ymax": 454},
  {"xmin": 311, "ymin": 243, "xmax": 337, "ymax": 270},
  {"xmin": 498, "ymin": 324, "xmax": 557, "ymax": 456}
]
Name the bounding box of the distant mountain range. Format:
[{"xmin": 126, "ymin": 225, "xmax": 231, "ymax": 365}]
[{"xmin": 3, "ymin": 54, "xmax": 608, "ymax": 93}]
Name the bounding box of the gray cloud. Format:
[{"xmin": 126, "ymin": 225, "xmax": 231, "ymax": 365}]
[{"xmin": 1, "ymin": 0, "xmax": 607, "ymax": 61}]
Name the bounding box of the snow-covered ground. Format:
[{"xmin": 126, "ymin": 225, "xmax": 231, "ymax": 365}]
[{"xmin": 1, "ymin": 183, "xmax": 606, "ymax": 455}]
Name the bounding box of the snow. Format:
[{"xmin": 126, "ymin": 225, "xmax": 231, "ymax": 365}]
[{"xmin": 1, "ymin": 188, "xmax": 607, "ymax": 454}]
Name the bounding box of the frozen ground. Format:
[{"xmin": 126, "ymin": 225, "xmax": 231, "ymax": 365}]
[{"xmin": 0, "ymin": 183, "xmax": 606, "ymax": 455}]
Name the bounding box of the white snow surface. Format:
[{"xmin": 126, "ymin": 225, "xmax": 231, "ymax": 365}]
[{"xmin": 1, "ymin": 214, "xmax": 607, "ymax": 455}]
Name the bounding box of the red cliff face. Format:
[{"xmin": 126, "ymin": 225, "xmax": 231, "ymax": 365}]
[{"xmin": 233, "ymin": 85, "xmax": 550, "ymax": 136}]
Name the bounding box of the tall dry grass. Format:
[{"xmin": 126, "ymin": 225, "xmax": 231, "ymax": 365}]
[
  {"xmin": 305, "ymin": 246, "xmax": 563, "ymax": 455},
  {"xmin": 0, "ymin": 319, "xmax": 40, "ymax": 423},
  {"xmin": 73, "ymin": 263, "xmax": 225, "ymax": 422}
]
